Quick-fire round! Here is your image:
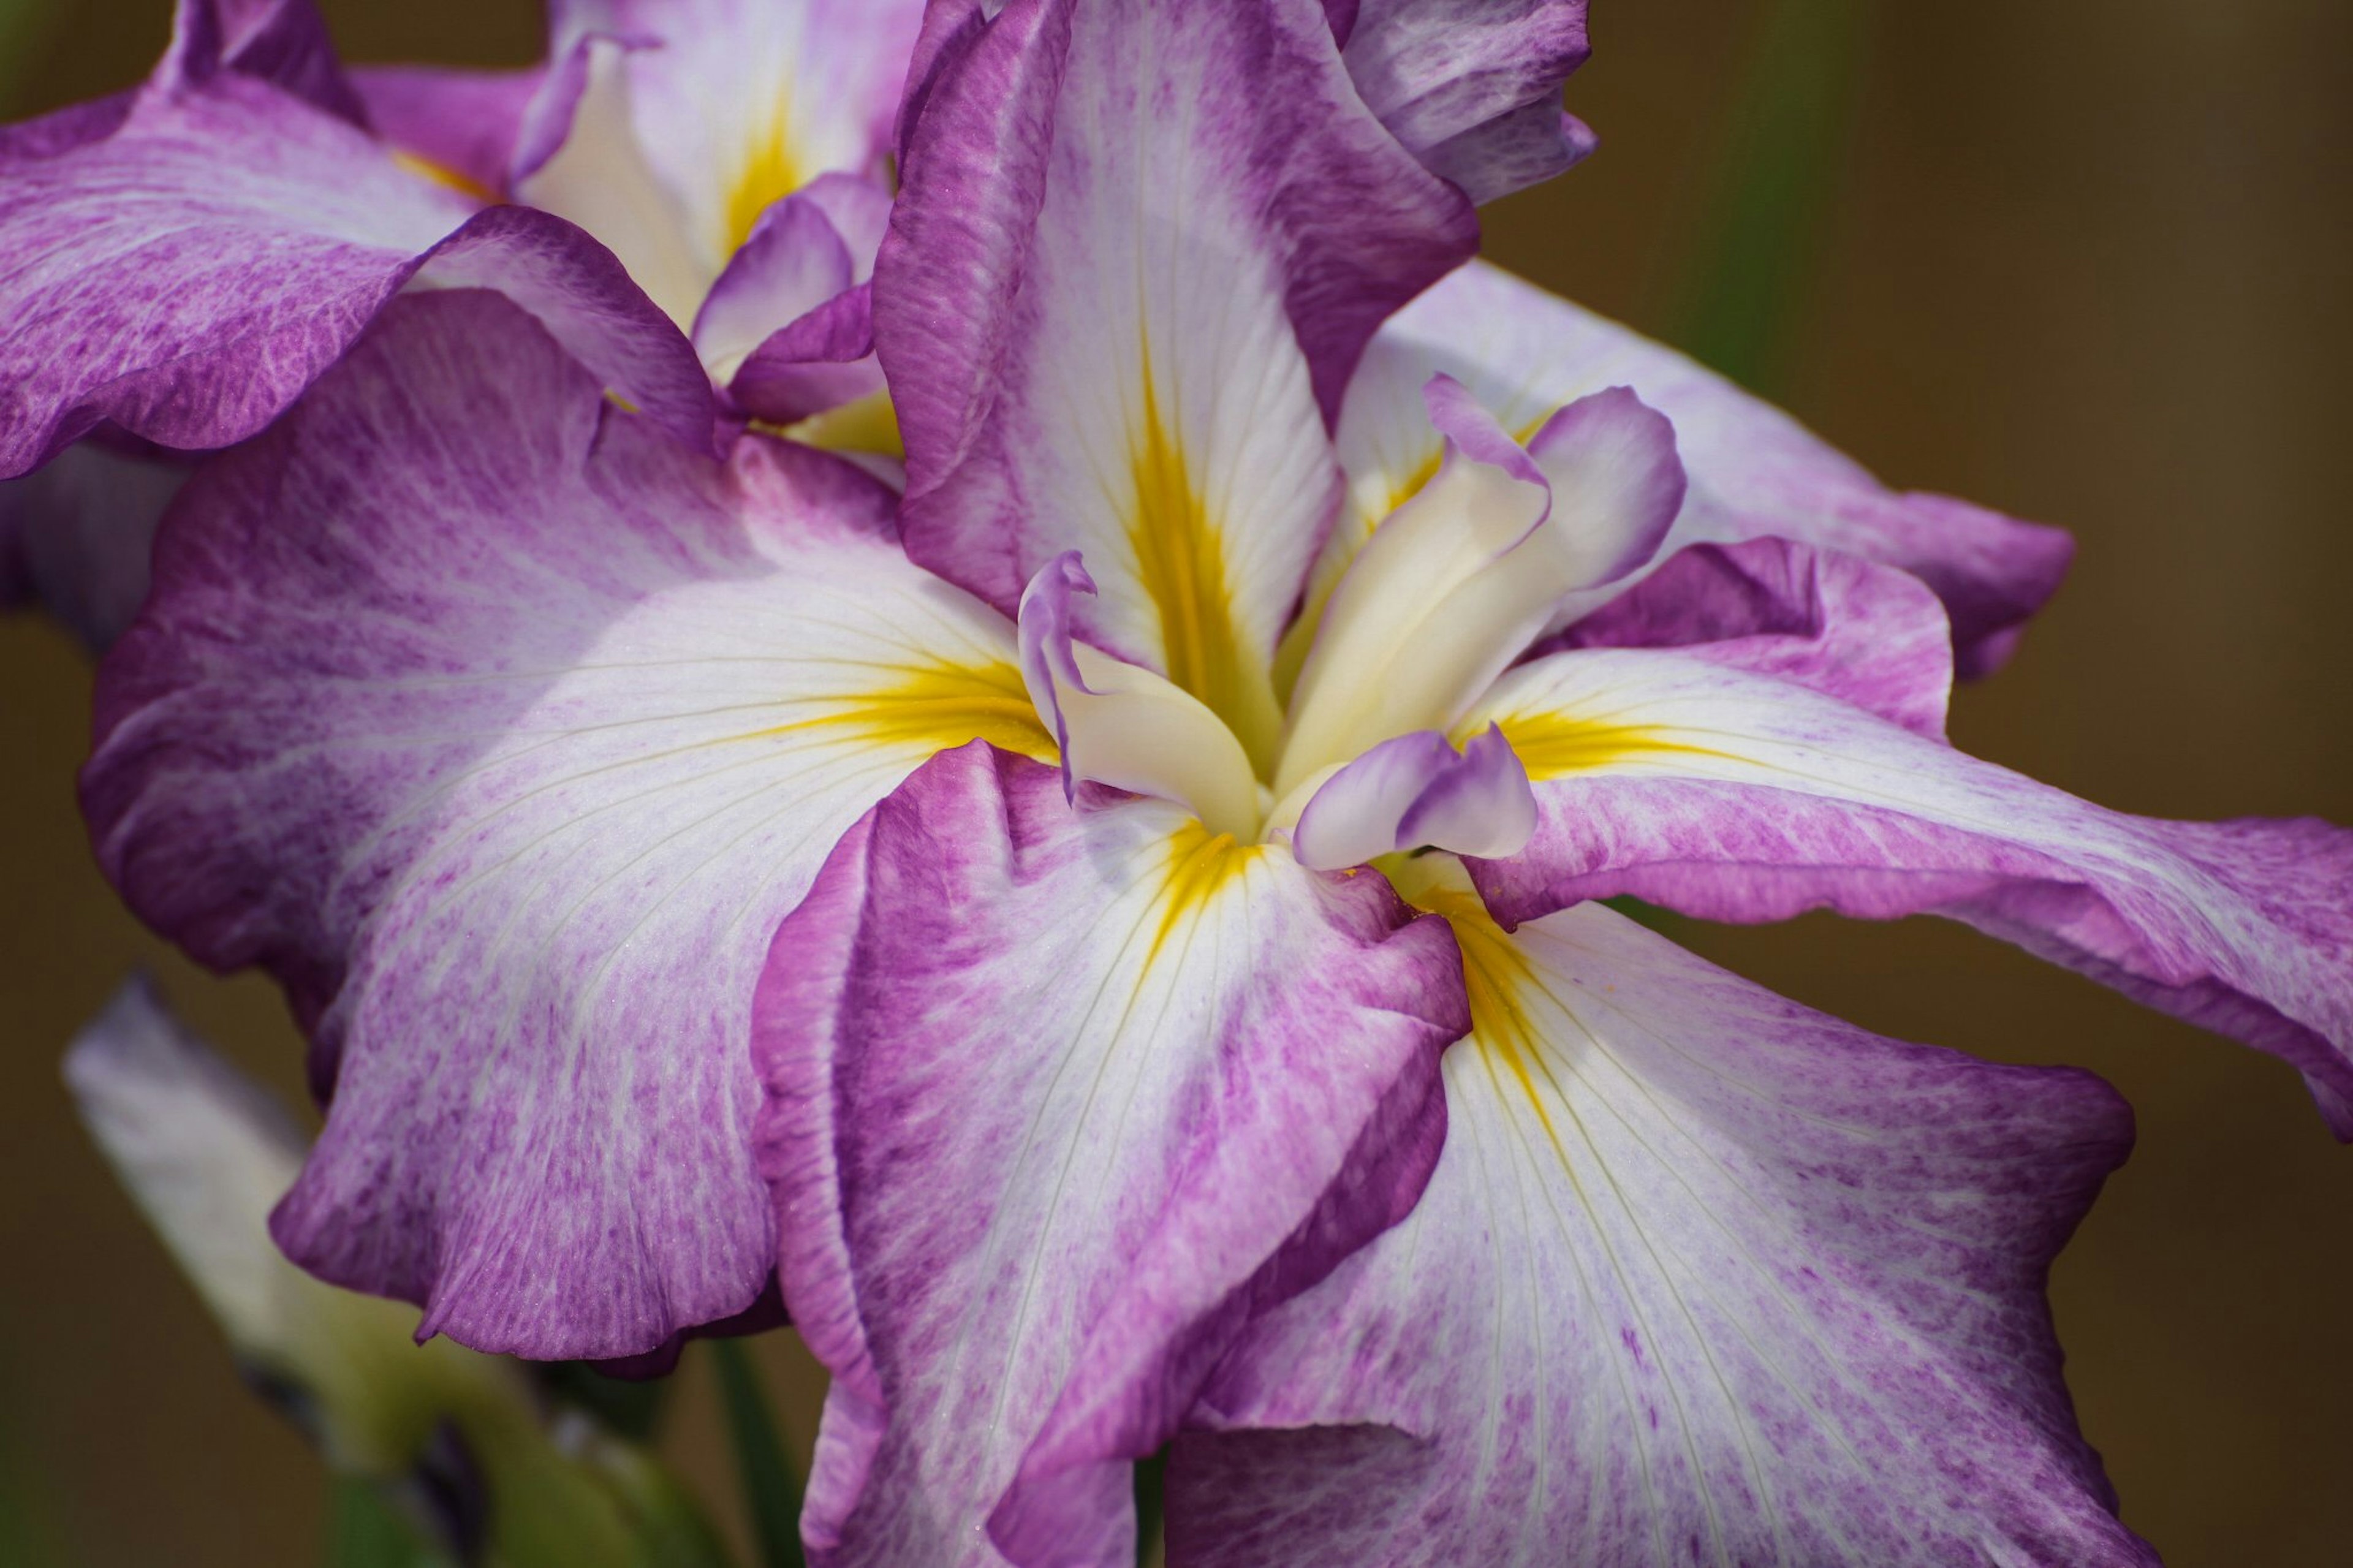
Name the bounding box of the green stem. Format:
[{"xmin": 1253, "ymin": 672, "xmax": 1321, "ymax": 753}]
[
  {"xmin": 709, "ymin": 1339, "xmax": 806, "ymax": 1568},
  {"xmin": 1662, "ymin": 0, "xmax": 1873, "ymax": 394}
]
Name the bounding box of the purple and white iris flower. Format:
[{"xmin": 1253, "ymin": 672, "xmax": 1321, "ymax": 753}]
[{"xmin": 15, "ymin": 0, "xmax": 2351, "ymax": 1563}]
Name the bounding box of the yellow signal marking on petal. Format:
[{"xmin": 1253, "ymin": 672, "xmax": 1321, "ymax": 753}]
[
  {"xmin": 391, "ymin": 148, "xmax": 497, "ymax": 205},
  {"xmin": 1481, "ymin": 709, "xmax": 1727, "ymax": 782},
  {"xmin": 1409, "ymin": 883, "xmax": 1567, "ymax": 1148},
  {"xmin": 763, "ymin": 659, "xmax": 1056, "ymax": 762},
  {"xmin": 782, "ymin": 390, "xmax": 904, "ymax": 458},
  {"xmin": 724, "ymin": 108, "xmax": 805, "ymax": 256},
  {"xmin": 1128, "ymin": 349, "xmax": 1282, "ymax": 775},
  {"xmin": 1148, "ymin": 821, "xmax": 1257, "ymax": 971}
]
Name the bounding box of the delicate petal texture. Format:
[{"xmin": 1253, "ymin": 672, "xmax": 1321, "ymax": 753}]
[
  {"xmin": 879, "ymin": 0, "xmax": 1476, "ymax": 769},
  {"xmin": 350, "ymin": 64, "xmax": 543, "ymax": 197},
  {"xmin": 1277, "ymin": 385, "xmax": 1681, "ymax": 793},
  {"xmin": 1332, "ymin": 260, "xmax": 2076, "ymax": 675},
  {"xmin": 1336, "ymin": 0, "xmax": 1596, "ymax": 204},
  {"xmin": 1173, "ymin": 891, "xmax": 2151, "ymax": 1567},
  {"xmin": 83, "ymin": 292, "xmax": 1053, "ymax": 1357},
  {"xmin": 1018, "ymin": 553, "xmax": 1262, "ymax": 839},
  {"xmin": 755, "ymin": 744, "xmax": 1468, "ymax": 1566},
  {"xmin": 1291, "ymin": 727, "xmax": 1535, "ymax": 870},
  {"xmin": 0, "ymin": 436, "xmax": 188, "ymax": 653},
  {"xmin": 1465, "ymin": 648, "xmax": 2353, "ymax": 1132},
  {"xmin": 0, "ymin": 74, "xmax": 713, "ymax": 473},
  {"xmin": 64, "ymin": 977, "xmax": 308, "ymax": 1355},
  {"xmin": 1544, "ymin": 537, "xmax": 1957, "ymax": 740}
]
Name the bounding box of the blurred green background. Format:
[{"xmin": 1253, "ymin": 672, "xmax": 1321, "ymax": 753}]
[{"xmin": 3, "ymin": 1, "xmax": 2349, "ymax": 1563}]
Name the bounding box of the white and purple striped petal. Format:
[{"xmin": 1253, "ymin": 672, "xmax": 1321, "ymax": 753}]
[
  {"xmin": 1332, "ymin": 259, "xmax": 2077, "ymax": 675},
  {"xmin": 82, "ymin": 290, "xmax": 1055, "ymax": 1358},
  {"xmin": 879, "ymin": 0, "xmax": 1476, "ymax": 770},
  {"xmin": 1464, "ymin": 648, "xmax": 2353, "ymax": 1133},
  {"xmin": 754, "ymin": 744, "xmax": 1467, "ymax": 1566},
  {"xmin": 1172, "ymin": 887, "xmax": 2151, "ymax": 1567}
]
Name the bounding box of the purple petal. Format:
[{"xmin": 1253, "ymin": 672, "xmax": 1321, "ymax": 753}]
[
  {"xmin": 1172, "ymin": 893, "xmax": 2151, "ymax": 1566},
  {"xmin": 878, "ymin": 0, "xmax": 1474, "ymax": 767},
  {"xmin": 82, "ymin": 289, "xmax": 1055, "ymax": 1357},
  {"xmin": 1336, "ymin": 0, "xmax": 1596, "ymax": 204},
  {"xmin": 1334, "ymin": 260, "xmax": 2076, "ymax": 675},
  {"xmin": 1544, "ymin": 536, "xmax": 1958, "ymax": 739},
  {"xmin": 161, "ymin": 0, "xmax": 365, "ymax": 123},
  {"xmin": 1464, "ymin": 647, "xmax": 2353, "ymax": 1134},
  {"xmin": 1523, "ymin": 383, "xmax": 1687, "ymax": 588},
  {"xmin": 350, "ymin": 63, "xmax": 544, "ymax": 198},
  {"xmin": 698, "ymin": 175, "xmax": 893, "ymax": 422},
  {"xmin": 754, "ymin": 744, "xmax": 1468, "ymax": 1565},
  {"xmin": 0, "ymin": 434, "xmax": 189, "ymax": 653},
  {"xmin": 0, "ymin": 74, "xmax": 713, "ymax": 474},
  {"xmin": 1292, "ymin": 727, "xmax": 1536, "ymax": 871}
]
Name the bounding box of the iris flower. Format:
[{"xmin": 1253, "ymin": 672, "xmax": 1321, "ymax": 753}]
[{"xmin": 23, "ymin": 1, "xmax": 2352, "ymax": 1564}]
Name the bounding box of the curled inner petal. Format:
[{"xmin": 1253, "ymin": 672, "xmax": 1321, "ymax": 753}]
[
  {"xmin": 1018, "ymin": 551, "xmax": 1264, "ymax": 840},
  {"xmin": 1275, "ymin": 376, "xmax": 1683, "ymax": 795},
  {"xmin": 1289, "ymin": 725, "xmax": 1536, "ymax": 871}
]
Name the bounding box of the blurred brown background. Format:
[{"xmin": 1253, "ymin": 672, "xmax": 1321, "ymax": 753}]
[{"xmin": 3, "ymin": 1, "xmax": 2348, "ymax": 1563}]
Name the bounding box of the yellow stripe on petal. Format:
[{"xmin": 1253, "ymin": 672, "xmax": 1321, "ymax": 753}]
[
  {"xmin": 768, "ymin": 659, "xmax": 1056, "ymax": 762},
  {"xmin": 1480, "ymin": 709, "xmax": 1726, "ymax": 782},
  {"xmin": 1129, "ymin": 353, "xmax": 1283, "ymax": 775},
  {"xmin": 724, "ymin": 110, "xmax": 803, "ymax": 255},
  {"xmin": 391, "ymin": 149, "xmax": 496, "ymax": 206},
  {"xmin": 1150, "ymin": 821, "xmax": 1258, "ymax": 969}
]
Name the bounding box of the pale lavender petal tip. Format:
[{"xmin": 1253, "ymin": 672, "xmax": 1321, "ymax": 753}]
[
  {"xmin": 1525, "ymin": 384, "xmax": 1686, "ymax": 587},
  {"xmin": 1294, "ymin": 726, "xmax": 1536, "ymax": 871}
]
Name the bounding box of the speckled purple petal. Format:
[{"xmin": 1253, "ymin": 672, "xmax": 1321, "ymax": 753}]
[
  {"xmin": 1541, "ymin": 536, "xmax": 1959, "ymax": 739},
  {"xmin": 0, "ymin": 73, "xmax": 713, "ymax": 474},
  {"xmin": 1172, "ymin": 895, "xmax": 2151, "ymax": 1567},
  {"xmin": 1333, "ymin": 260, "xmax": 2075, "ymax": 676},
  {"xmin": 878, "ymin": 0, "xmax": 1474, "ymax": 755},
  {"xmin": 1334, "ymin": 0, "xmax": 1596, "ymax": 204},
  {"xmin": 1465, "ymin": 648, "xmax": 2353, "ymax": 1134},
  {"xmin": 82, "ymin": 290, "xmax": 1053, "ymax": 1358},
  {"xmin": 0, "ymin": 434, "xmax": 189, "ymax": 653},
  {"xmin": 754, "ymin": 743, "xmax": 1467, "ymax": 1566}
]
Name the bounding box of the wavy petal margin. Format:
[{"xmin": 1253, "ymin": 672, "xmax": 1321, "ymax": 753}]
[
  {"xmin": 755, "ymin": 744, "xmax": 1466, "ymax": 1566},
  {"xmin": 1466, "ymin": 648, "xmax": 2353, "ymax": 1134},
  {"xmin": 1332, "ymin": 260, "xmax": 2077, "ymax": 676},
  {"xmin": 1173, "ymin": 893, "xmax": 2151, "ymax": 1566},
  {"xmin": 83, "ymin": 291, "xmax": 1051, "ymax": 1356}
]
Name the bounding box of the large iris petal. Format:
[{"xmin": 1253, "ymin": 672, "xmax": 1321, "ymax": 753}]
[
  {"xmin": 1171, "ymin": 889, "xmax": 2151, "ymax": 1566},
  {"xmin": 756, "ymin": 744, "xmax": 1468, "ymax": 1566},
  {"xmin": 878, "ymin": 0, "xmax": 1476, "ymax": 769},
  {"xmin": 83, "ymin": 291, "xmax": 1053, "ymax": 1357},
  {"xmin": 1464, "ymin": 647, "xmax": 2353, "ymax": 1132}
]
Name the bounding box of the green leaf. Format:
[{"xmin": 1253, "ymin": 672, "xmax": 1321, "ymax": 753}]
[
  {"xmin": 536, "ymin": 1359, "xmax": 675, "ymax": 1442},
  {"xmin": 1663, "ymin": 0, "xmax": 1873, "ymax": 394},
  {"xmin": 324, "ymin": 1479, "xmax": 444, "ymax": 1568},
  {"xmin": 1132, "ymin": 1448, "xmax": 1168, "ymax": 1567},
  {"xmin": 708, "ymin": 1339, "xmax": 806, "ymax": 1568}
]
